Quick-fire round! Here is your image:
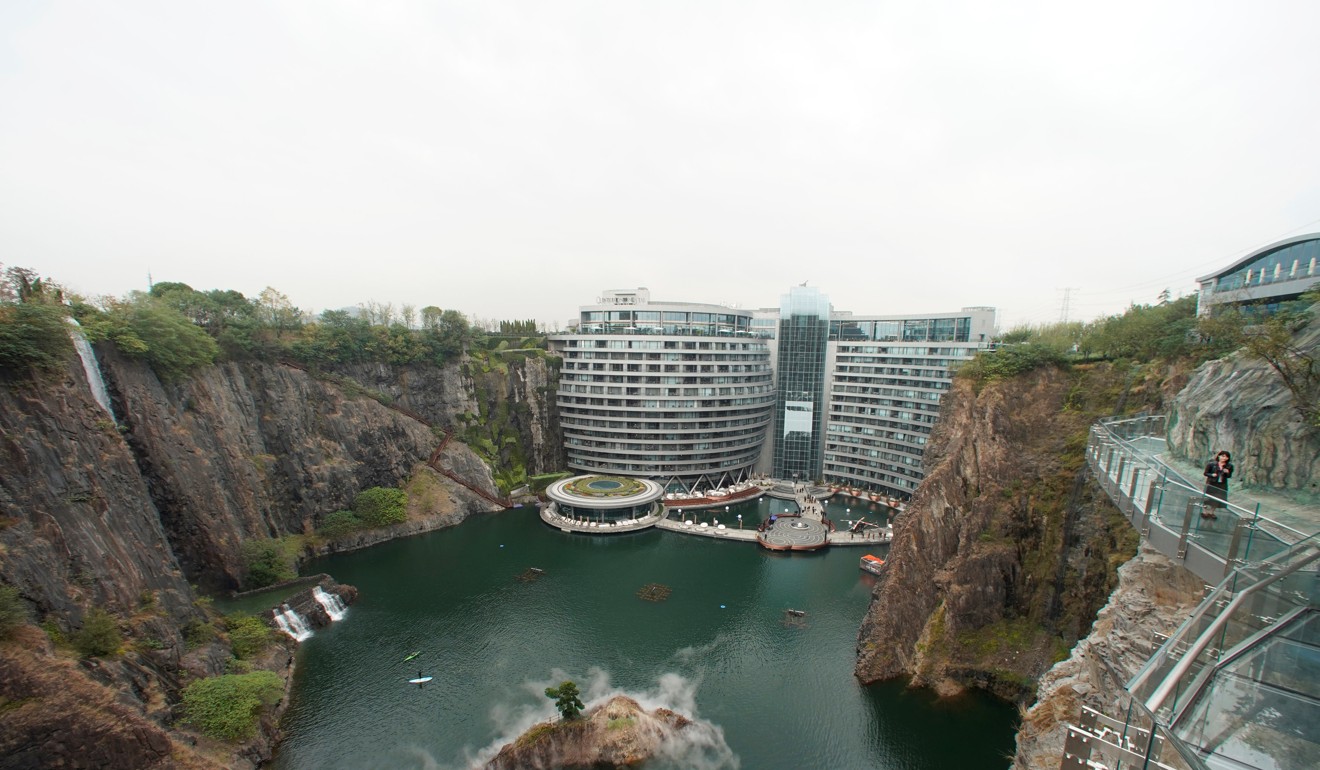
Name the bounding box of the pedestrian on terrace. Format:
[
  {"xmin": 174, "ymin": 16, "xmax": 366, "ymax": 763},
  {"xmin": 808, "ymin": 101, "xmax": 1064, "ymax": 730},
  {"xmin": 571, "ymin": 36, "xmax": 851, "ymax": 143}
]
[{"xmin": 1202, "ymin": 450, "xmax": 1234, "ymax": 518}]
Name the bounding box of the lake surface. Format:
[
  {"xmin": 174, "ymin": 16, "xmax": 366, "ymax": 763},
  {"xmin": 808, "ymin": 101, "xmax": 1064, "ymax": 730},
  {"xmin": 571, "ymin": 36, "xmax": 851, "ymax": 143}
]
[{"xmin": 271, "ymin": 499, "xmax": 1018, "ymax": 769}]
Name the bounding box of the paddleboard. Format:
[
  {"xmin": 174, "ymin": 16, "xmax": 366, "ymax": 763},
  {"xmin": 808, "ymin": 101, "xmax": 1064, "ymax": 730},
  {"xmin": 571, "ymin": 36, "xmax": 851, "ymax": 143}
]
[
  {"xmin": 408, "ymin": 676, "xmax": 434, "ymax": 685},
  {"xmin": 403, "ymin": 651, "xmax": 420, "ymax": 662}
]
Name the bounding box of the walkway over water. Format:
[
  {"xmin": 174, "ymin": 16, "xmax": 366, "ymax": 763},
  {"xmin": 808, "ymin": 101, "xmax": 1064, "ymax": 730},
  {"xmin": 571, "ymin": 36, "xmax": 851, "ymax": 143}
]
[
  {"xmin": 540, "ymin": 482, "xmax": 890, "ymax": 549},
  {"xmin": 1064, "ymin": 414, "xmax": 1319, "ymax": 770}
]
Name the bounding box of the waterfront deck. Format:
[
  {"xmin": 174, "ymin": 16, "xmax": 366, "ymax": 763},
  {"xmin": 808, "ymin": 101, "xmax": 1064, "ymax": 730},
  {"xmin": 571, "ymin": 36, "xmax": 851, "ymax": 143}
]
[
  {"xmin": 661, "ymin": 481, "xmax": 767, "ymax": 510},
  {"xmin": 539, "ymin": 504, "xmax": 664, "ymax": 534},
  {"xmin": 654, "ymin": 517, "xmax": 758, "ymax": 541},
  {"xmin": 541, "ymin": 480, "xmax": 894, "ymax": 550}
]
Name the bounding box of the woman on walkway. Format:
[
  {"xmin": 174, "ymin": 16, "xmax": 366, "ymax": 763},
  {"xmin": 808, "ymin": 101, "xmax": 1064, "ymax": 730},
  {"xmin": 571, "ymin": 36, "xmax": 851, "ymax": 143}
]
[{"xmin": 1202, "ymin": 450, "xmax": 1234, "ymax": 518}]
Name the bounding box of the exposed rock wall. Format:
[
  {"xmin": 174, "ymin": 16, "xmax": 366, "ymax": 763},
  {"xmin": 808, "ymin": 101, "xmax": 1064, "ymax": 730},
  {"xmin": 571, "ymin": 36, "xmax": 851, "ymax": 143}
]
[
  {"xmin": 1, "ymin": 346, "xmax": 530, "ymax": 770},
  {"xmin": 0, "ymin": 356, "xmax": 199, "ymax": 630},
  {"xmin": 101, "ymin": 351, "xmax": 500, "ymax": 592},
  {"xmin": 330, "ymin": 356, "xmax": 564, "ymax": 474},
  {"xmin": 1012, "ymin": 545, "xmax": 1204, "ymax": 770},
  {"xmin": 854, "ymin": 365, "xmax": 1141, "ymax": 698},
  {"xmin": 1166, "ymin": 319, "xmax": 1320, "ymax": 493}
]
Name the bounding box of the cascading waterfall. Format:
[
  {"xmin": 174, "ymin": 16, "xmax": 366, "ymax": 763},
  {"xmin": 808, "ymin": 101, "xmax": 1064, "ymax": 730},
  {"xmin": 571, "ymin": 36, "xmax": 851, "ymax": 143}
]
[
  {"xmin": 274, "ymin": 604, "xmax": 313, "ymax": 641},
  {"xmin": 65, "ymin": 319, "xmax": 115, "ymax": 421},
  {"xmin": 312, "ymin": 586, "xmax": 348, "ymax": 621}
]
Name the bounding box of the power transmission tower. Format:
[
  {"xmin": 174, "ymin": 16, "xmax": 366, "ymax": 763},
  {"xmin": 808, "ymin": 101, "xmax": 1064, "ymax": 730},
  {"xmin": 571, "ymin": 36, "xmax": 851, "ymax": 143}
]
[{"xmin": 1058, "ymin": 287, "xmax": 1078, "ymax": 323}]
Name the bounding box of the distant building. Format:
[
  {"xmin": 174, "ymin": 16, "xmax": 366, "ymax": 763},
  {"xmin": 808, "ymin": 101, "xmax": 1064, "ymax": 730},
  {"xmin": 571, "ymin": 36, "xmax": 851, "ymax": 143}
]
[
  {"xmin": 551, "ymin": 287, "xmax": 995, "ymax": 498},
  {"xmin": 1196, "ymin": 233, "xmax": 1320, "ymax": 316}
]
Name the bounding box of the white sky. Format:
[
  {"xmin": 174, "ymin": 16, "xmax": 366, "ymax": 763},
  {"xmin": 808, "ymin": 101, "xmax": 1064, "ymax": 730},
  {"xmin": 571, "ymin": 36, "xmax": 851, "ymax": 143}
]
[{"xmin": 2, "ymin": 1, "xmax": 1318, "ymax": 331}]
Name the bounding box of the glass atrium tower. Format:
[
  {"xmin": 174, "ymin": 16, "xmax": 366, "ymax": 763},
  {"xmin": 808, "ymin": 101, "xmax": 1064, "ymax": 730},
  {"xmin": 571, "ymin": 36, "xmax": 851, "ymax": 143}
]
[{"xmin": 771, "ymin": 287, "xmax": 831, "ymax": 482}]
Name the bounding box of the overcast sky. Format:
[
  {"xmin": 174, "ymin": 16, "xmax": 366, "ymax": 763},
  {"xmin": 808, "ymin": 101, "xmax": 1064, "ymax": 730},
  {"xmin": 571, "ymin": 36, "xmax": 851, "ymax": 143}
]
[{"xmin": 2, "ymin": 1, "xmax": 1318, "ymax": 330}]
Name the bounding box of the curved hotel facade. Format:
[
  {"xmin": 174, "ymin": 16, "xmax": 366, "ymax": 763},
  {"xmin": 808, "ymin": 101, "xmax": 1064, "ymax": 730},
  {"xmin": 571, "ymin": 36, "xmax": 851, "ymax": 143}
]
[
  {"xmin": 551, "ymin": 289, "xmax": 776, "ymax": 486},
  {"xmin": 552, "ymin": 287, "xmax": 995, "ymax": 500}
]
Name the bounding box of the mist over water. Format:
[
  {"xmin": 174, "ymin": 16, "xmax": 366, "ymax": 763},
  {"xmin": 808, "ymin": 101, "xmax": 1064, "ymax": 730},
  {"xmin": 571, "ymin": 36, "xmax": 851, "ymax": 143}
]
[{"xmin": 271, "ymin": 506, "xmax": 1016, "ymax": 769}]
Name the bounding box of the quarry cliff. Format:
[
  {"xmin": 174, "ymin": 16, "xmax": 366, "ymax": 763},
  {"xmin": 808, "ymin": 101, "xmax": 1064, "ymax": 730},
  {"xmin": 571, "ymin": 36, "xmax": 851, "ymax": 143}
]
[
  {"xmin": 0, "ymin": 346, "xmax": 559, "ymax": 769},
  {"xmin": 853, "ymin": 363, "xmax": 1184, "ymax": 699}
]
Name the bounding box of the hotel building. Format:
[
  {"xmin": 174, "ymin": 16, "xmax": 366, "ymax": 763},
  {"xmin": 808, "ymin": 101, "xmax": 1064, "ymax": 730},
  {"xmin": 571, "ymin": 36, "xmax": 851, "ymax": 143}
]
[
  {"xmin": 550, "ymin": 289, "xmax": 776, "ymax": 488},
  {"xmin": 552, "ymin": 287, "xmax": 995, "ymax": 498}
]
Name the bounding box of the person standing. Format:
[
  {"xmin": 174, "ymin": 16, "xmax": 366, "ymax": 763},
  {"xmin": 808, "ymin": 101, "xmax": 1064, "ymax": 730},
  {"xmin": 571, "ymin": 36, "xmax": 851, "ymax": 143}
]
[{"xmin": 1202, "ymin": 450, "xmax": 1234, "ymax": 518}]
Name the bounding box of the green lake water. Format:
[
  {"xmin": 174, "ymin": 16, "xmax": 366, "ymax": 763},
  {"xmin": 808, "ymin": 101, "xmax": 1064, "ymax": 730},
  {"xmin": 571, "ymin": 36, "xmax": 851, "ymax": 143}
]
[{"xmin": 270, "ymin": 499, "xmax": 1018, "ymax": 769}]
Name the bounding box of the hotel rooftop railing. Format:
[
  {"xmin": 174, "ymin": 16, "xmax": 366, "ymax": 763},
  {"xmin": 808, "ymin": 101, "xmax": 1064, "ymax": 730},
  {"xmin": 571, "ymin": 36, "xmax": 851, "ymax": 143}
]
[{"xmin": 1064, "ymin": 415, "xmax": 1320, "ymax": 770}]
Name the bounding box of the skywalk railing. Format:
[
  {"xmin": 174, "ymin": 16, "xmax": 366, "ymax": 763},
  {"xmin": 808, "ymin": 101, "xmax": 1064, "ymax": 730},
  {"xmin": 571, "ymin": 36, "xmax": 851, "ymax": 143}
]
[
  {"xmin": 1064, "ymin": 414, "xmax": 1320, "ymax": 770},
  {"xmin": 1062, "ymin": 530, "xmax": 1319, "ymax": 770},
  {"xmin": 1087, "ymin": 415, "xmax": 1308, "ymax": 585}
]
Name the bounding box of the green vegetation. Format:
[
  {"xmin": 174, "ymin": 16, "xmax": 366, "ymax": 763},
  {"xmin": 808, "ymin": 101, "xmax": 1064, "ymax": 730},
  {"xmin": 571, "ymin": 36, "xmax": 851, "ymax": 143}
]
[
  {"xmin": 87, "ymin": 296, "xmax": 219, "ymax": 380},
  {"xmin": 0, "ymin": 585, "xmax": 29, "ymax": 638},
  {"xmin": 956, "ymin": 343, "xmax": 1067, "ymax": 386},
  {"xmin": 225, "ymin": 614, "xmax": 273, "ymax": 660},
  {"xmin": 0, "ymin": 302, "xmax": 75, "ymax": 376},
  {"xmin": 240, "ymin": 538, "xmax": 300, "ymax": 590},
  {"xmin": 528, "ymin": 471, "xmax": 572, "ymax": 494},
  {"xmin": 963, "ymin": 292, "xmax": 1319, "ymax": 399},
  {"xmin": 180, "ymin": 670, "xmax": 284, "ymax": 741},
  {"xmin": 184, "ymin": 618, "xmax": 216, "ymax": 649},
  {"xmin": 316, "ymin": 509, "xmax": 365, "ymax": 538},
  {"xmin": 545, "ymin": 680, "xmax": 585, "ymax": 721},
  {"xmin": 73, "ymin": 608, "xmax": 122, "ymax": 657},
  {"xmin": 353, "ymin": 487, "xmax": 408, "ymax": 527}
]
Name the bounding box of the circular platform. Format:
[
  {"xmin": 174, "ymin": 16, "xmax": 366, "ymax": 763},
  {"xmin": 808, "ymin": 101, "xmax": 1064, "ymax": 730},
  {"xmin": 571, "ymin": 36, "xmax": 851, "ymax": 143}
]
[
  {"xmin": 545, "ymin": 475, "xmax": 664, "ymax": 525},
  {"xmin": 757, "ymin": 515, "xmax": 829, "ymax": 551}
]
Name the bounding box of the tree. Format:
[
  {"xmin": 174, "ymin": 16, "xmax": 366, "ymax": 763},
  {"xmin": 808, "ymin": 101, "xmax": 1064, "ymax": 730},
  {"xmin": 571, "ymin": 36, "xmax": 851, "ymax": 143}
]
[
  {"xmin": 0, "ymin": 302, "xmax": 74, "ymax": 375},
  {"xmin": 73, "ymin": 608, "xmax": 122, "ymax": 657},
  {"xmin": 256, "ymin": 287, "xmax": 302, "ymax": 334},
  {"xmin": 1241, "ymin": 292, "xmax": 1319, "ymax": 428},
  {"xmin": 545, "ymin": 680, "xmax": 585, "ymax": 721}
]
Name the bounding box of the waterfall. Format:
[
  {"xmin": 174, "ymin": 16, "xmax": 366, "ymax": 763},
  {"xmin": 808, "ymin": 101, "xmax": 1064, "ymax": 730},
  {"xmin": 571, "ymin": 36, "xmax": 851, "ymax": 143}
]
[
  {"xmin": 65, "ymin": 319, "xmax": 116, "ymax": 421},
  {"xmin": 274, "ymin": 604, "xmax": 313, "ymax": 641},
  {"xmin": 312, "ymin": 586, "xmax": 348, "ymax": 621}
]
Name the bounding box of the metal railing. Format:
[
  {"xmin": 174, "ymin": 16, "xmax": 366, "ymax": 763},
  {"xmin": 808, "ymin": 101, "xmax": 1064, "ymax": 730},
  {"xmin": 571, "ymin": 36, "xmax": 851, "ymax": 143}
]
[
  {"xmin": 1064, "ymin": 414, "xmax": 1320, "ymax": 770},
  {"xmin": 1087, "ymin": 415, "xmax": 1307, "ymax": 585}
]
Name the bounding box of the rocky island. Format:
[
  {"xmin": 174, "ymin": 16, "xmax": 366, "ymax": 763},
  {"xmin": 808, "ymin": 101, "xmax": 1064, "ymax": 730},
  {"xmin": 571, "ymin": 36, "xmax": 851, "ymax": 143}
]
[{"xmin": 485, "ymin": 695, "xmax": 702, "ymax": 770}]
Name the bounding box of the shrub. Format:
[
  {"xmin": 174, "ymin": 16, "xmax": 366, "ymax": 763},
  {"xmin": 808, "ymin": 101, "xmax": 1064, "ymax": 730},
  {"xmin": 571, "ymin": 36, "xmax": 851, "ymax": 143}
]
[
  {"xmin": 181, "ymin": 670, "xmax": 284, "ymax": 741},
  {"xmin": 0, "ymin": 585, "xmax": 29, "ymax": 638},
  {"xmin": 184, "ymin": 619, "xmax": 216, "ymax": 649},
  {"xmin": 73, "ymin": 608, "xmax": 122, "ymax": 657},
  {"xmin": 0, "ymin": 302, "xmax": 73, "ymax": 376},
  {"xmin": 353, "ymin": 487, "xmax": 408, "ymax": 527},
  {"xmin": 240, "ymin": 539, "xmax": 297, "ymax": 590},
  {"xmin": 957, "ymin": 343, "xmax": 1067, "ymax": 385},
  {"xmin": 225, "ymin": 614, "xmax": 273, "ymax": 660},
  {"xmin": 317, "ymin": 509, "xmax": 364, "ymax": 539}
]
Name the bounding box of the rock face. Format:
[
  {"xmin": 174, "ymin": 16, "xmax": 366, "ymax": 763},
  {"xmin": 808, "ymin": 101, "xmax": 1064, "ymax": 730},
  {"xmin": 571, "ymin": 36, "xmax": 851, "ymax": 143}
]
[
  {"xmin": 854, "ymin": 365, "xmax": 1142, "ymax": 698},
  {"xmin": 484, "ymin": 695, "xmax": 695, "ymax": 770},
  {"xmin": 329, "ymin": 356, "xmax": 565, "ymax": 476},
  {"xmin": 1012, "ymin": 545, "xmax": 1204, "ymax": 770},
  {"xmin": 1166, "ymin": 318, "xmax": 1320, "ymax": 493},
  {"xmin": 102, "ymin": 350, "xmax": 502, "ymax": 592},
  {"xmin": 0, "ymin": 346, "xmax": 541, "ymax": 770}
]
